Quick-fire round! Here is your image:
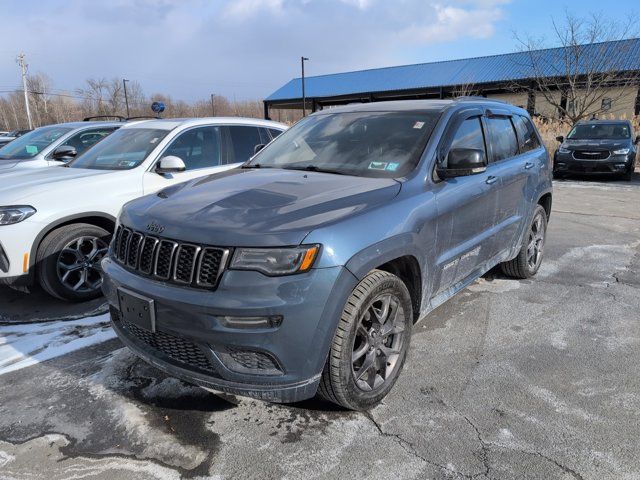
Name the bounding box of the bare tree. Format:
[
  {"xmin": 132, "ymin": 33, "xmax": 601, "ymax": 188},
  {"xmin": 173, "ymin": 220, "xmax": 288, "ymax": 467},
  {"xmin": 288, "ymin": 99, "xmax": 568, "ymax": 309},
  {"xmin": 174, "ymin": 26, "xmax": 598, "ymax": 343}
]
[{"xmin": 515, "ymin": 12, "xmax": 640, "ymax": 125}]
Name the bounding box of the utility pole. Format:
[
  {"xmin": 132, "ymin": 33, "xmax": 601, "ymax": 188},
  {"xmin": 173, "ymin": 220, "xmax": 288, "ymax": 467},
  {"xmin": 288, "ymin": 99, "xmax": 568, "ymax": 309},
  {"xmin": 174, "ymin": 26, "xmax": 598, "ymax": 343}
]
[
  {"xmin": 301, "ymin": 56, "xmax": 309, "ymax": 117},
  {"xmin": 16, "ymin": 53, "xmax": 33, "ymax": 129},
  {"xmin": 210, "ymin": 94, "xmax": 216, "ymax": 116},
  {"xmin": 122, "ymin": 79, "xmax": 130, "ymax": 118}
]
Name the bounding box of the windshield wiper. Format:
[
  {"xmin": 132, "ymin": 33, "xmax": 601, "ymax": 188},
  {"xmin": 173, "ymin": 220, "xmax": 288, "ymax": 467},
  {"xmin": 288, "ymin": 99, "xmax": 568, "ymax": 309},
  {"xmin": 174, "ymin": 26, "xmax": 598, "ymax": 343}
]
[
  {"xmin": 284, "ymin": 165, "xmax": 347, "ymax": 175},
  {"xmin": 241, "ymin": 163, "xmax": 274, "ymax": 169}
]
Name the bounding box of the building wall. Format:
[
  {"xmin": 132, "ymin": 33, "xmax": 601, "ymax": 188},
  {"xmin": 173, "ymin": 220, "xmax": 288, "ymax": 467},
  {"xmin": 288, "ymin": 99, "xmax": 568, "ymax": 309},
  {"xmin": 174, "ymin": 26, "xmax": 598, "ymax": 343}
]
[
  {"xmin": 485, "ymin": 92, "xmax": 529, "ymax": 110},
  {"xmin": 529, "ymin": 86, "xmax": 638, "ymax": 120}
]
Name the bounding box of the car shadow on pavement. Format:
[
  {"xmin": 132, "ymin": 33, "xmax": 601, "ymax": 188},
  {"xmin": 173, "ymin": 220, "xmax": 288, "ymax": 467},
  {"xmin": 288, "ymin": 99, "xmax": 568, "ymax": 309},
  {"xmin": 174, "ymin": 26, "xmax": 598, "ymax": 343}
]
[{"xmin": 0, "ymin": 285, "xmax": 107, "ymax": 324}]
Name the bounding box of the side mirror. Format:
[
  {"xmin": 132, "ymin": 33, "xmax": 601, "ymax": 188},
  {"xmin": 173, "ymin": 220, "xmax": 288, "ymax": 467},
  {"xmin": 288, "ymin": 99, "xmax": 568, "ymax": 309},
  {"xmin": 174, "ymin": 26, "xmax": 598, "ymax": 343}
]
[
  {"xmin": 254, "ymin": 144, "xmax": 266, "ymax": 155},
  {"xmin": 439, "ymin": 148, "xmax": 486, "ymax": 178},
  {"xmin": 51, "ymin": 145, "xmax": 77, "ymax": 161},
  {"xmin": 635, "ymin": 135, "xmax": 640, "ymax": 145},
  {"xmin": 555, "ymin": 135, "xmax": 564, "ymax": 143},
  {"xmin": 156, "ymin": 155, "xmax": 186, "ymax": 174}
]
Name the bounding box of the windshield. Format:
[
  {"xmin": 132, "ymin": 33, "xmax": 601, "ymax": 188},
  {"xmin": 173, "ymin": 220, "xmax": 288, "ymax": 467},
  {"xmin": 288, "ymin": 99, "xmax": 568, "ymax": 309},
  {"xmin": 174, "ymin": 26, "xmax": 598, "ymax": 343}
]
[
  {"xmin": 248, "ymin": 111, "xmax": 440, "ymax": 177},
  {"xmin": 67, "ymin": 128, "xmax": 169, "ymax": 170},
  {"xmin": 567, "ymin": 123, "xmax": 630, "ymax": 140},
  {"xmin": 0, "ymin": 126, "xmax": 72, "ymax": 160}
]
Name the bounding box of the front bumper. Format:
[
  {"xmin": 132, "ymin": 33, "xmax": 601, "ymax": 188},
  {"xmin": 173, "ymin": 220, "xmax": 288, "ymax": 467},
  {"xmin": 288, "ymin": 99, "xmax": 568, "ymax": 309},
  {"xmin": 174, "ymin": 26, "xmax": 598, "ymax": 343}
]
[
  {"xmin": 102, "ymin": 257, "xmax": 359, "ymax": 403},
  {"xmin": 554, "ymin": 152, "xmax": 635, "ymax": 175},
  {"xmin": 0, "ymin": 220, "xmax": 43, "ymax": 284}
]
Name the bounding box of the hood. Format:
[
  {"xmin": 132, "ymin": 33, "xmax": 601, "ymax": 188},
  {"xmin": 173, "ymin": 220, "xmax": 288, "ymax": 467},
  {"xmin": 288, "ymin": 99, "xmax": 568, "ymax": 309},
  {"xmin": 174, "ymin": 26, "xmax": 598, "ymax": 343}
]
[
  {"xmin": 0, "ymin": 166, "xmax": 112, "ymax": 204},
  {"xmin": 0, "ymin": 160, "xmax": 20, "ymax": 170},
  {"xmin": 121, "ymin": 168, "xmax": 401, "ymax": 247},
  {"xmin": 562, "ymin": 138, "xmax": 631, "ymax": 151}
]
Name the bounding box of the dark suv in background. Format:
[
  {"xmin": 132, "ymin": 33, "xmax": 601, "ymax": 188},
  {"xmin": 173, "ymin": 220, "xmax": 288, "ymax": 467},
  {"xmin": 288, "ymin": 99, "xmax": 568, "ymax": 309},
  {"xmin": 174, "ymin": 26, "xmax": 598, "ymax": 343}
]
[
  {"xmin": 553, "ymin": 119, "xmax": 638, "ymax": 180},
  {"xmin": 102, "ymin": 99, "xmax": 552, "ymax": 410}
]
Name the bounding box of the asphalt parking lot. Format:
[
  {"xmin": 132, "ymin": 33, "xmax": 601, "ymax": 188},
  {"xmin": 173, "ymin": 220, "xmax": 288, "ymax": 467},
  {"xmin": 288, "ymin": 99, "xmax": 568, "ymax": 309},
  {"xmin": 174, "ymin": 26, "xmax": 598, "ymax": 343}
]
[{"xmin": 1, "ymin": 175, "xmax": 639, "ymax": 480}]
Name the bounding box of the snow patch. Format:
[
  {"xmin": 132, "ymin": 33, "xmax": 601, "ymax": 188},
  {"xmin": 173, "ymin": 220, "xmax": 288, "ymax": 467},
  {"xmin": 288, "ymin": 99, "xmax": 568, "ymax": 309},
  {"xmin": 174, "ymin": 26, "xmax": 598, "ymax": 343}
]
[
  {"xmin": 0, "ymin": 314, "xmax": 115, "ymax": 376},
  {"xmin": 0, "ymin": 449, "xmax": 14, "ymax": 467},
  {"xmin": 468, "ymin": 278, "xmax": 521, "ymax": 293}
]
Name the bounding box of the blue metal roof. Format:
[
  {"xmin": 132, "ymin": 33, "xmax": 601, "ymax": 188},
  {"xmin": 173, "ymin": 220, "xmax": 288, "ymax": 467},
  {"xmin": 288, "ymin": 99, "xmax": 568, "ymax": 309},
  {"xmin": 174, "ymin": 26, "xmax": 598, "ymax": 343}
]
[{"xmin": 266, "ymin": 39, "xmax": 640, "ymax": 102}]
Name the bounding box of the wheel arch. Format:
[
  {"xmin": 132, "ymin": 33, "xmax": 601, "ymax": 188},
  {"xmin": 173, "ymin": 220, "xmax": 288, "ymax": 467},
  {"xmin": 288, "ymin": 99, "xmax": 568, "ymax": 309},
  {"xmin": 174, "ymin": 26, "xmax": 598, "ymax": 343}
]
[
  {"xmin": 29, "ymin": 212, "xmax": 116, "ymax": 273},
  {"xmin": 537, "ymin": 192, "xmax": 552, "ymax": 221},
  {"xmin": 344, "ymin": 233, "xmax": 424, "ymax": 323}
]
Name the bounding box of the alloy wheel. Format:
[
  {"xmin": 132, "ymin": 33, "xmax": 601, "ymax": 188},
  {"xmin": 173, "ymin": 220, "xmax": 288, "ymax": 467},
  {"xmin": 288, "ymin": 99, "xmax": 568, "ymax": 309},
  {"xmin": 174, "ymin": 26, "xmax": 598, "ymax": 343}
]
[
  {"xmin": 56, "ymin": 236, "xmax": 109, "ymax": 293},
  {"xmin": 351, "ymin": 293, "xmax": 407, "ymax": 392},
  {"xmin": 526, "ymin": 212, "xmax": 545, "ymax": 270}
]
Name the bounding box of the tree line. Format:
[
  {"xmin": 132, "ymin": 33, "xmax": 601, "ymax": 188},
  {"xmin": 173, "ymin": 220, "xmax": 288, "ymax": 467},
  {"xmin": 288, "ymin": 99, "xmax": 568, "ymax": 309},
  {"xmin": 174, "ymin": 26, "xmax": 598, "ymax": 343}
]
[{"xmin": 0, "ymin": 75, "xmax": 301, "ymax": 130}]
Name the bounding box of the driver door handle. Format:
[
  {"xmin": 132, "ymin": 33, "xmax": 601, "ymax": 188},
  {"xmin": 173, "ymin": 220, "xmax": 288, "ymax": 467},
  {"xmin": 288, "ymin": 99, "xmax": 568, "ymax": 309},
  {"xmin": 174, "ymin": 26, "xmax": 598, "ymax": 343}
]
[
  {"xmin": 524, "ymin": 161, "xmax": 535, "ymax": 170},
  {"xmin": 485, "ymin": 175, "xmax": 498, "ymax": 185}
]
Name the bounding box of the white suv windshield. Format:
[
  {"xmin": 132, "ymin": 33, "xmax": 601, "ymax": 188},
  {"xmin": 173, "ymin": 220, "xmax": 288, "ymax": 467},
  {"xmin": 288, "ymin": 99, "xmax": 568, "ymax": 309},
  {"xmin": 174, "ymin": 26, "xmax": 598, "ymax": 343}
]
[
  {"xmin": 0, "ymin": 126, "xmax": 72, "ymax": 160},
  {"xmin": 248, "ymin": 111, "xmax": 440, "ymax": 178},
  {"xmin": 68, "ymin": 128, "xmax": 169, "ymax": 170}
]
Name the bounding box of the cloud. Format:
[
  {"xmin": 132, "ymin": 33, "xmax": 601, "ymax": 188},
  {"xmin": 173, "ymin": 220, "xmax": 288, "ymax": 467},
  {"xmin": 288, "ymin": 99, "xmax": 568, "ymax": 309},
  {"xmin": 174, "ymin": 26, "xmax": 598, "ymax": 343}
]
[
  {"xmin": 223, "ymin": 0, "xmax": 285, "ymax": 19},
  {"xmin": 401, "ymin": 2, "xmax": 506, "ymax": 43},
  {"xmin": 0, "ymin": 0, "xmax": 510, "ymax": 101}
]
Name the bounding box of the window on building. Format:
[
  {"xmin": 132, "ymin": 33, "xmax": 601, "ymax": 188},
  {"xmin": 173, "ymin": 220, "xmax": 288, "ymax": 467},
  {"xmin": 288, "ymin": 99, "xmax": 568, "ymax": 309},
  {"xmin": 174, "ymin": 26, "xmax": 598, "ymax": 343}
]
[{"xmin": 485, "ymin": 117, "xmax": 519, "ymax": 161}]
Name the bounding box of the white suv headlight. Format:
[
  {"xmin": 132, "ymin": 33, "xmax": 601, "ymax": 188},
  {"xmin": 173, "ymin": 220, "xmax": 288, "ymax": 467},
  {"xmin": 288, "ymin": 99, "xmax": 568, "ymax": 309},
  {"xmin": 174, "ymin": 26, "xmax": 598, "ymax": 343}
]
[
  {"xmin": 230, "ymin": 245, "xmax": 319, "ymax": 276},
  {"xmin": 0, "ymin": 206, "xmax": 36, "ymax": 225},
  {"xmin": 613, "ymin": 148, "xmax": 630, "ymax": 155}
]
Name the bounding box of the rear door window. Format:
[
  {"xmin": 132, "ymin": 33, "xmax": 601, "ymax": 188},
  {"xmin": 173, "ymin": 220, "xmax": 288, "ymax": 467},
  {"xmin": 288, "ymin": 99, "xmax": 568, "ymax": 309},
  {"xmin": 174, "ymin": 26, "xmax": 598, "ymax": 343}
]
[
  {"xmin": 227, "ymin": 126, "xmax": 263, "ymax": 163},
  {"xmin": 513, "ymin": 116, "xmax": 541, "ymax": 153},
  {"xmin": 268, "ymin": 128, "xmax": 284, "ymax": 139},
  {"xmin": 485, "ymin": 117, "xmax": 519, "ymax": 162}
]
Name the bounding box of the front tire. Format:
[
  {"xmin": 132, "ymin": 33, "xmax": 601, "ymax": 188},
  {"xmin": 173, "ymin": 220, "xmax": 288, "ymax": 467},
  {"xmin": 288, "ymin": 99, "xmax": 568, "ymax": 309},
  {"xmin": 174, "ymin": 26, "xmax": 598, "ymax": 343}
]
[
  {"xmin": 37, "ymin": 223, "xmax": 111, "ymax": 302},
  {"xmin": 318, "ymin": 270, "xmax": 413, "ymax": 410},
  {"xmin": 501, "ymin": 205, "xmax": 547, "ymax": 279}
]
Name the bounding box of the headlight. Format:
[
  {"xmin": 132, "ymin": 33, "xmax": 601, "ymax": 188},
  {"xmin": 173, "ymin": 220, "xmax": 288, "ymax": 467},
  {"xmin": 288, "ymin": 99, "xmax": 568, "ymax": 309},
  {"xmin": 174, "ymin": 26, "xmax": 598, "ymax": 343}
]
[
  {"xmin": 613, "ymin": 148, "xmax": 630, "ymax": 155},
  {"xmin": 558, "ymin": 147, "xmax": 571, "ymax": 154},
  {"xmin": 230, "ymin": 245, "xmax": 319, "ymax": 276},
  {"xmin": 0, "ymin": 206, "xmax": 36, "ymax": 225}
]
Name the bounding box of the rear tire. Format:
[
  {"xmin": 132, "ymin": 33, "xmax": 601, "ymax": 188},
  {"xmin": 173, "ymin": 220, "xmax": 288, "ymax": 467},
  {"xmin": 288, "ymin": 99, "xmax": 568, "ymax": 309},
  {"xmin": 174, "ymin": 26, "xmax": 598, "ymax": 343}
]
[
  {"xmin": 37, "ymin": 223, "xmax": 111, "ymax": 302},
  {"xmin": 500, "ymin": 205, "xmax": 547, "ymax": 279},
  {"xmin": 317, "ymin": 269, "xmax": 413, "ymax": 411}
]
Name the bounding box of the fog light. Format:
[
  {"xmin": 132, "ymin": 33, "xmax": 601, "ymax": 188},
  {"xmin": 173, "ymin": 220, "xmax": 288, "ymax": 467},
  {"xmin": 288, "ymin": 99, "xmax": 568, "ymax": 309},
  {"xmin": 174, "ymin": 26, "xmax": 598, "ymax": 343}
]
[{"xmin": 219, "ymin": 315, "xmax": 283, "ymax": 329}]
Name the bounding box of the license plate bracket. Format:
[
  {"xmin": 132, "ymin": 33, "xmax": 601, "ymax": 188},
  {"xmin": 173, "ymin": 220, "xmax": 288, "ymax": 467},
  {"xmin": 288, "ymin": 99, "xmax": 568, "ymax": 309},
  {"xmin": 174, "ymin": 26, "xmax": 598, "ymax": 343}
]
[{"xmin": 117, "ymin": 287, "xmax": 156, "ymax": 332}]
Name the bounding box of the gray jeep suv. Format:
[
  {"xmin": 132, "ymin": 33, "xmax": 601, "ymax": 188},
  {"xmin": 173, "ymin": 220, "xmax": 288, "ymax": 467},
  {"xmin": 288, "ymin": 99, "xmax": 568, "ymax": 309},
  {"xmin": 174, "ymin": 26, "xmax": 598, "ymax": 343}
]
[{"xmin": 102, "ymin": 99, "xmax": 552, "ymax": 410}]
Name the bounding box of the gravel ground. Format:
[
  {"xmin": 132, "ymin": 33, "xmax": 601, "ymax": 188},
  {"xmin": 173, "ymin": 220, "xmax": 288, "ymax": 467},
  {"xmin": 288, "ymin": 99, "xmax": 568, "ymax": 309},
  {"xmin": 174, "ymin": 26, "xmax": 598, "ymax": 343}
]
[{"xmin": 0, "ymin": 175, "xmax": 639, "ymax": 480}]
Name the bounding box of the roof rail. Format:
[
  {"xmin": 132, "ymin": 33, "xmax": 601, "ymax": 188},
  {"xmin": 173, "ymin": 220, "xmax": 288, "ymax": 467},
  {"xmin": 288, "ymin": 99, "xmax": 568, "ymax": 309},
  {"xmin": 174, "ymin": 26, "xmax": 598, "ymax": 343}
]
[
  {"xmin": 83, "ymin": 115, "xmax": 126, "ymax": 122},
  {"xmin": 453, "ymin": 96, "xmax": 509, "ymax": 104},
  {"xmin": 125, "ymin": 115, "xmax": 160, "ymax": 121}
]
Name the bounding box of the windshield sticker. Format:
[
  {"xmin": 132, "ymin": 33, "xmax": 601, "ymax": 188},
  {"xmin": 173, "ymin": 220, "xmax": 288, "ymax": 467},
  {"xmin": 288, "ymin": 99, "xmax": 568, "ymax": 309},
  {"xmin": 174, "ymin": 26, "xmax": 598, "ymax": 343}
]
[
  {"xmin": 413, "ymin": 121, "xmax": 425, "ymax": 129},
  {"xmin": 386, "ymin": 162, "xmax": 400, "ymax": 172},
  {"xmin": 368, "ymin": 161, "xmax": 388, "ymax": 170},
  {"xmin": 150, "ymin": 137, "xmax": 160, "ymax": 144},
  {"xmin": 25, "ymin": 145, "xmax": 38, "ymax": 154}
]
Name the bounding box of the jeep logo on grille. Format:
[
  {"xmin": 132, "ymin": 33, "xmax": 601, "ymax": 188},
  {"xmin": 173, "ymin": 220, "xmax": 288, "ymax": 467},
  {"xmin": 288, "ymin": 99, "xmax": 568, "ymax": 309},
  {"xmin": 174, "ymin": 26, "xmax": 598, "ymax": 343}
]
[{"xmin": 146, "ymin": 222, "xmax": 165, "ymax": 234}]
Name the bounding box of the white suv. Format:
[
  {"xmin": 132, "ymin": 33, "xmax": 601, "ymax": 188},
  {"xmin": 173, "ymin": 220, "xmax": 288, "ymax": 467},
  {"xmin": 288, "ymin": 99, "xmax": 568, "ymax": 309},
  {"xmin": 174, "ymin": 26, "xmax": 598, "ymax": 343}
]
[
  {"xmin": 0, "ymin": 121, "xmax": 122, "ymax": 170},
  {"xmin": 0, "ymin": 117, "xmax": 286, "ymax": 301}
]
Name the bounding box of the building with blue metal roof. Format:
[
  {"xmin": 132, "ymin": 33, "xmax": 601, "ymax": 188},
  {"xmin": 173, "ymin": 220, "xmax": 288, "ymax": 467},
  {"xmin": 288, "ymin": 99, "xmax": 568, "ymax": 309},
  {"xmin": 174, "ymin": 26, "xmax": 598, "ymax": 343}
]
[{"xmin": 264, "ymin": 38, "xmax": 640, "ymax": 120}]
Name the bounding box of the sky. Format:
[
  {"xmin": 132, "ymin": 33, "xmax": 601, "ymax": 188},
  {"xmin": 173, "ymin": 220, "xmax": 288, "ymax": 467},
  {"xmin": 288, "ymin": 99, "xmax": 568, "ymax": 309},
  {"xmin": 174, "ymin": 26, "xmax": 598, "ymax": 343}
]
[{"xmin": 0, "ymin": 0, "xmax": 637, "ymax": 102}]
